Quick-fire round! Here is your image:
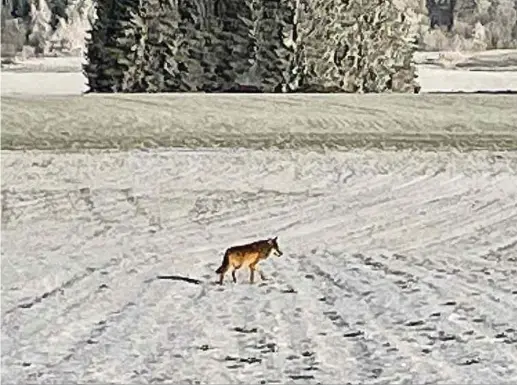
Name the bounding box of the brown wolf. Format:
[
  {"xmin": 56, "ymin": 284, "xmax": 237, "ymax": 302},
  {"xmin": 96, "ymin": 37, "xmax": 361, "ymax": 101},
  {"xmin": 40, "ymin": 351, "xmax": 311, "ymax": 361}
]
[{"xmin": 215, "ymin": 237, "xmax": 283, "ymax": 285}]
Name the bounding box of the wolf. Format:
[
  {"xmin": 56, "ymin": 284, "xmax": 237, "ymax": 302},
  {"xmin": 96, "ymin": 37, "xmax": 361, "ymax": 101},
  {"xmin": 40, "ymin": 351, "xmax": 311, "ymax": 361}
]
[{"xmin": 215, "ymin": 237, "xmax": 283, "ymax": 285}]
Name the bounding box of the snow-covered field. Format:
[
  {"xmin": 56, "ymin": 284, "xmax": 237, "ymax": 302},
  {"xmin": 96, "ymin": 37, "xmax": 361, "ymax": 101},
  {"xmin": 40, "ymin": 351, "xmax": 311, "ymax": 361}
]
[
  {"xmin": 2, "ymin": 51, "xmax": 517, "ymax": 384},
  {"xmin": 2, "ymin": 148, "xmax": 517, "ymax": 384},
  {"xmin": 3, "ymin": 66, "xmax": 517, "ymax": 95},
  {"xmin": 2, "ymin": 93, "xmax": 517, "ymax": 152},
  {"xmin": 413, "ymin": 49, "xmax": 517, "ymax": 71},
  {"xmin": 2, "ymin": 50, "xmax": 517, "ymax": 94}
]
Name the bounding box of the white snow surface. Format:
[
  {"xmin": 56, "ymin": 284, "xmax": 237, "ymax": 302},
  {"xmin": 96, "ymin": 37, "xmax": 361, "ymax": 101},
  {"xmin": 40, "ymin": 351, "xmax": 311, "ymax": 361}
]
[
  {"xmin": 2, "ymin": 51, "xmax": 517, "ymax": 95},
  {"xmin": 2, "ymin": 148, "xmax": 517, "ymax": 384},
  {"xmin": 413, "ymin": 49, "xmax": 517, "ymax": 71},
  {"xmin": 2, "ymin": 67, "xmax": 517, "ymax": 95}
]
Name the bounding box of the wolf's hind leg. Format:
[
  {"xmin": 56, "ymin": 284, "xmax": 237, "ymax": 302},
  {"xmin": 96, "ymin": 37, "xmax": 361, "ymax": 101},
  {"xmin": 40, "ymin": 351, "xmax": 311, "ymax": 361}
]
[{"xmin": 218, "ymin": 265, "xmax": 230, "ymax": 285}]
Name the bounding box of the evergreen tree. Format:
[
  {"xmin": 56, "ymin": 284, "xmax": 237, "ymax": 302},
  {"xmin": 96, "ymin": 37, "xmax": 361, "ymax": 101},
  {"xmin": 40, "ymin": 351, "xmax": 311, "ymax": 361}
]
[
  {"xmin": 139, "ymin": 0, "xmax": 185, "ymax": 92},
  {"xmin": 83, "ymin": 0, "xmax": 117, "ymax": 92},
  {"xmin": 83, "ymin": 0, "xmax": 419, "ymax": 93},
  {"xmin": 175, "ymin": 0, "xmax": 217, "ymax": 91},
  {"xmin": 53, "ymin": 0, "xmax": 95, "ymax": 53},
  {"xmin": 27, "ymin": 0, "xmax": 52, "ymax": 54},
  {"xmin": 486, "ymin": 0, "xmax": 517, "ymax": 48},
  {"xmin": 83, "ymin": 0, "xmax": 144, "ymax": 92},
  {"xmin": 85, "ymin": 0, "xmax": 200, "ymax": 93},
  {"xmin": 247, "ymin": 0, "xmax": 297, "ymax": 92},
  {"xmin": 212, "ymin": 0, "xmax": 255, "ymax": 91},
  {"xmin": 279, "ymin": 0, "xmax": 308, "ymax": 91},
  {"xmin": 301, "ymin": 0, "xmax": 419, "ymax": 93},
  {"xmin": 118, "ymin": 1, "xmax": 147, "ymax": 91},
  {"xmin": 455, "ymin": 0, "xmax": 477, "ymax": 22},
  {"xmin": 48, "ymin": 0, "xmax": 67, "ymax": 30}
]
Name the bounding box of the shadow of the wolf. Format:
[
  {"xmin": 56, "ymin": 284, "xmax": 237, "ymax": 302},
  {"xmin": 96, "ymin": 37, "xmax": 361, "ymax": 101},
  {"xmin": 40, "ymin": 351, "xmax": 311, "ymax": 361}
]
[
  {"xmin": 156, "ymin": 275, "xmax": 203, "ymax": 284},
  {"xmin": 157, "ymin": 237, "xmax": 283, "ymax": 286}
]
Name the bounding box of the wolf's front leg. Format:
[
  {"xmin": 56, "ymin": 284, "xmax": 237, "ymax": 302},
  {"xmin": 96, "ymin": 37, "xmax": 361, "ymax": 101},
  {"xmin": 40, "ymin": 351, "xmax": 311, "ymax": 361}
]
[
  {"xmin": 249, "ymin": 266, "xmax": 266, "ymax": 284},
  {"xmin": 258, "ymin": 269, "xmax": 267, "ymax": 281},
  {"xmin": 232, "ymin": 269, "xmax": 237, "ymax": 283}
]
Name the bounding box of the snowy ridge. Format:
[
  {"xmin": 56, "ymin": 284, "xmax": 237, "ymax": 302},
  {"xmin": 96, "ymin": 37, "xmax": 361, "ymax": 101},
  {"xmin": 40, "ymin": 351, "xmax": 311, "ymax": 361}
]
[
  {"xmin": 2, "ymin": 148, "xmax": 517, "ymax": 383},
  {"xmin": 2, "ymin": 94, "xmax": 517, "ymax": 152}
]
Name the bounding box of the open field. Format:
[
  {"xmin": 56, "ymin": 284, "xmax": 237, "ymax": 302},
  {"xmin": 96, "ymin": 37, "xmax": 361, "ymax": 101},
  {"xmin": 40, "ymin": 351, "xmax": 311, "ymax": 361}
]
[
  {"xmin": 4, "ymin": 50, "xmax": 517, "ymax": 73},
  {"xmin": 3, "ymin": 50, "xmax": 517, "ymax": 95},
  {"xmin": 2, "ymin": 148, "xmax": 517, "ymax": 384},
  {"xmin": 2, "ymin": 53, "xmax": 517, "ymax": 383},
  {"xmin": 413, "ymin": 49, "xmax": 517, "ymax": 71},
  {"xmin": 2, "ymin": 94, "xmax": 517, "ymax": 152},
  {"xmin": 3, "ymin": 66, "xmax": 517, "ymax": 95}
]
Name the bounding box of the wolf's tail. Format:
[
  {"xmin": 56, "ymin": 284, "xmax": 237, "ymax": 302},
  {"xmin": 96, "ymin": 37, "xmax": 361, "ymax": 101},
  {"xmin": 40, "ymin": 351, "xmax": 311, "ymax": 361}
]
[{"xmin": 215, "ymin": 251, "xmax": 229, "ymax": 274}]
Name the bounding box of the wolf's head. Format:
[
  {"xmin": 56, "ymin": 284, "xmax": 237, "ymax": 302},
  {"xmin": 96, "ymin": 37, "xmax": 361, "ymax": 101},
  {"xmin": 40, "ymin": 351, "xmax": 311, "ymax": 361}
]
[{"xmin": 268, "ymin": 236, "xmax": 283, "ymax": 257}]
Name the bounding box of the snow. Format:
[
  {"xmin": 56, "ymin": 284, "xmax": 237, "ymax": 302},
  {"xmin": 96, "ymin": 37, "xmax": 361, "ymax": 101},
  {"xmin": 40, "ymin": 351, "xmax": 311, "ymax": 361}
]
[
  {"xmin": 0, "ymin": 56, "xmax": 84, "ymax": 73},
  {"xmin": 2, "ymin": 50, "xmax": 517, "ymax": 95},
  {"xmin": 417, "ymin": 67, "xmax": 517, "ymax": 92},
  {"xmin": 2, "ymin": 148, "xmax": 517, "ymax": 384},
  {"xmin": 3, "ymin": 92, "xmax": 516, "ymax": 153},
  {"xmin": 414, "ymin": 49, "xmax": 517, "ymax": 71},
  {"xmin": 0, "ymin": 72, "xmax": 88, "ymax": 95},
  {"xmin": 1, "ymin": 49, "xmax": 517, "ymax": 384}
]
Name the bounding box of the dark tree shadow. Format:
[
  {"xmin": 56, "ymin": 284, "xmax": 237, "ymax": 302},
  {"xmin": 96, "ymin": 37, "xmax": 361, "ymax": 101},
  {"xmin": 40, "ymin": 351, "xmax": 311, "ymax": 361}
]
[{"xmin": 428, "ymin": 90, "xmax": 517, "ymax": 94}]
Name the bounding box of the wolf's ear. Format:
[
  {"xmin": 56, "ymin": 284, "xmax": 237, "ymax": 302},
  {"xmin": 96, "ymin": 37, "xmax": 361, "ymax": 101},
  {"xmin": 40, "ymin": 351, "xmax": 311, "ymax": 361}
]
[{"xmin": 273, "ymin": 236, "xmax": 278, "ymax": 241}]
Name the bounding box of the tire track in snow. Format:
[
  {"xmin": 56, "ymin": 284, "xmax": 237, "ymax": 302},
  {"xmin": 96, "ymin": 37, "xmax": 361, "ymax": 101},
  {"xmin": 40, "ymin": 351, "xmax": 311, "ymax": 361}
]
[
  {"xmin": 296, "ymin": 251, "xmax": 456, "ymax": 384},
  {"xmin": 3, "ymin": 148, "xmax": 517, "ymax": 384},
  {"xmin": 300, "ymin": 168, "xmax": 517, "ymax": 382},
  {"xmin": 2, "ymin": 251, "xmax": 160, "ymax": 380},
  {"xmin": 343, "ymin": 252, "xmax": 517, "ymax": 382},
  {"xmin": 1, "ymin": 184, "xmax": 169, "ymax": 379},
  {"xmin": 276, "ymin": 172, "xmax": 466, "ymax": 255}
]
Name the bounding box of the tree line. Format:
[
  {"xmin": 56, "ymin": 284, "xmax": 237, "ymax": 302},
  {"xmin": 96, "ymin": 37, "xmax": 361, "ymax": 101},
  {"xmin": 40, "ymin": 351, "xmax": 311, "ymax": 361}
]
[
  {"xmin": 3, "ymin": 0, "xmax": 517, "ymax": 60},
  {"xmin": 82, "ymin": 0, "xmax": 421, "ymax": 93},
  {"xmin": 414, "ymin": 0, "xmax": 517, "ymax": 51}
]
